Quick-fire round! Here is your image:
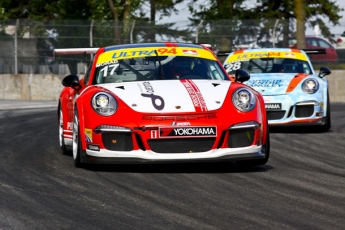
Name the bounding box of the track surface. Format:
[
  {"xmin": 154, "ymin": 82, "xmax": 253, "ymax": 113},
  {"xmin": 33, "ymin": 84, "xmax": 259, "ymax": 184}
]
[{"xmin": 0, "ymin": 104, "xmax": 344, "ymax": 230}]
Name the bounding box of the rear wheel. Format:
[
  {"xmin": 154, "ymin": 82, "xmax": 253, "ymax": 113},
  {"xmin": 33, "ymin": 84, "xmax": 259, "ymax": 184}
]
[{"xmin": 72, "ymin": 108, "xmax": 83, "ymax": 168}]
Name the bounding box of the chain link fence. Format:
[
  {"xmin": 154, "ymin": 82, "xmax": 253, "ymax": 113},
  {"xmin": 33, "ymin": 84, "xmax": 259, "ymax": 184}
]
[{"xmin": 1, "ymin": 19, "xmax": 344, "ymax": 75}]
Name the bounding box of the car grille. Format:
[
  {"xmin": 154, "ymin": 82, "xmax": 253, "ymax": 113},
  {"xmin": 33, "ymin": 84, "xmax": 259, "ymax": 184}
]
[
  {"xmin": 102, "ymin": 132, "xmax": 133, "ymax": 151},
  {"xmin": 266, "ymin": 111, "xmax": 286, "ymax": 120},
  {"xmin": 228, "ymin": 128, "xmax": 255, "ymax": 148},
  {"xmin": 295, "ymin": 105, "xmax": 314, "ymax": 118},
  {"xmin": 148, "ymin": 138, "xmax": 215, "ymax": 153}
]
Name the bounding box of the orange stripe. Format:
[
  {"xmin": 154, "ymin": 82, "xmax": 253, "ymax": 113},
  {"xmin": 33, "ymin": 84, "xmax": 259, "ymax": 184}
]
[
  {"xmin": 290, "ymin": 49, "xmax": 301, "ymax": 53},
  {"xmin": 234, "ymin": 50, "xmax": 244, "ymax": 54},
  {"xmin": 286, "ymin": 74, "xmax": 308, "ymax": 92}
]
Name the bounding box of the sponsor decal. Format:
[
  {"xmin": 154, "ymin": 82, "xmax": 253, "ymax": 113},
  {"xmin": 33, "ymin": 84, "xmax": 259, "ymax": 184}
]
[
  {"xmin": 265, "ymin": 103, "xmax": 282, "ymax": 110},
  {"xmin": 96, "ymin": 60, "xmax": 119, "ymax": 68},
  {"xmin": 85, "ymin": 128, "xmax": 93, "ymax": 142},
  {"xmin": 171, "ymin": 122, "xmax": 191, "ymax": 126},
  {"xmin": 181, "ymin": 79, "xmax": 208, "ymax": 112},
  {"xmin": 141, "ymin": 82, "xmax": 165, "ymax": 110},
  {"xmin": 284, "ymin": 53, "xmax": 296, "ymax": 57},
  {"xmin": 247, "ymin": 79, "xmax": 283, "ymax": 87},
  {"xmin": 67, "ymin": 122, "xmax": 73, "ymax": 130},
  {"xmin": 235, "ymin": 52, "xmax": 281, "ymax": 60},
  {"xmin": 159, "ymin": 126, "xmax": 217, "ymax": 138},
  {"xmin": 151, "ymin": 130, "xmax": 158, "ymax": 138},
  {"xmin": 142, "ymin": 113, "xmax": 217, "ymax": 121},
  {"xmin": 111, "ymin": 48, "xmax": 177, "ymax": 59},
  {"xmin": 112, "ymin": 50, "xmax": 156, "ymax": 58},
  {"xmin": 263, "ymin": 96, "xmax": 273, "ymax": 102},
  {"xmin": 183, "ymin": 50, "xmax": 198, "ymax": 55},
  {"xmin": 87, "ymin": 144, "xmax": 100, "ymax": 151}
]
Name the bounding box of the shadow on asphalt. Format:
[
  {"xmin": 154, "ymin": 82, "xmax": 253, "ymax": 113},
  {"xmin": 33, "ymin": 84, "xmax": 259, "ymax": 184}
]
[
  {"xmin": 269, "ymin": 126, "xmax": 333, "ymax": 134},
  {"xmin": 80, "ymin": 161, "xmax": 274, "ymax": 173}
]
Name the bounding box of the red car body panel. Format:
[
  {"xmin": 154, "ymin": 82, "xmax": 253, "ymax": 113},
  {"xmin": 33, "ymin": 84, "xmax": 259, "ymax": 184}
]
[{"xmin": 57, "ymin": 42, "xmax": 269, "ymax": 166}]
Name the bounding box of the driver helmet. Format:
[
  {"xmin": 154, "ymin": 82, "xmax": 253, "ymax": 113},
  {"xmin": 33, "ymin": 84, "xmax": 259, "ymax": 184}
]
[
  {"xmin": 282, "ymin": 58, "xmax": 298, "ymax": 72},
  {"xmin": 171, "ymin": 56, "xmax": 195, "ymax": 77}
]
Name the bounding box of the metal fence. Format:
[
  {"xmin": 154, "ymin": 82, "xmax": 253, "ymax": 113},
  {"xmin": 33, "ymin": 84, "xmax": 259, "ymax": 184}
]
[{"xmin": 1, "ymin": 19, "xmax": 344, "ymax": 75}]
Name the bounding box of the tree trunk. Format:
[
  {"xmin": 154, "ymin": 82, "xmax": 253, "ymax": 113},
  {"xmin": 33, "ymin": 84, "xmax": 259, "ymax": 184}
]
[
  {"xmin": 295, "ymin": 0, "xmax": 306, "ymax": 49},
  {"xmin": 123, "ymin": 0, "xmax": 131, "ymax": 44},
  {"xmin": 149, "ymin": 0, "xmax": 156, "ymax": 42},
  {"xmin": 108, "ymin": 0, "xmax": 121, "ymax": 44}
]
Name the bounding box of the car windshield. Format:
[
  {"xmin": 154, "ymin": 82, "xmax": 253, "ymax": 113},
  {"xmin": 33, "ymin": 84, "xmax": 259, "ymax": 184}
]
[
  {"xmin": 224, "ymin": 57, "xmax": 312, "ymax": 75},
  {"xmin": 94, "ymin": 55, "xmax": 227, "ymax": 84}
]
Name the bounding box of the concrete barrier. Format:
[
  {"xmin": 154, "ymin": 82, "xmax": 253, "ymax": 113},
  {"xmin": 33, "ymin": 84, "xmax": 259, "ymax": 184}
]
[{"xmin": 0, "ymin": 71, "xmax": 344, "ymax": 102}]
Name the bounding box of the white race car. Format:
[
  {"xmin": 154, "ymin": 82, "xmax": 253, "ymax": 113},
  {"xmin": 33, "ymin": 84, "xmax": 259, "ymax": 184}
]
[{"xmin": 222, "ymin": 48, "xmax": 331, "ymax": 131}]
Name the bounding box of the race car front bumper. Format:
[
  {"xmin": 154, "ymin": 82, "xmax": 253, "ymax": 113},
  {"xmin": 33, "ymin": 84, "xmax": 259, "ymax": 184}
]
[
  {"xmin": 83, "ymin": 145, "xmax": 264, "ymax": 164},
  {"xmin": 264, "ymin": 95, "xmax": 326, "ymax": 126}
]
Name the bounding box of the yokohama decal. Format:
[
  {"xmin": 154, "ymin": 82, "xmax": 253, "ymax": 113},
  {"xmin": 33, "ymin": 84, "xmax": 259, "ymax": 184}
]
[
  {"xmin": 180, "ymin": 79, "xmax": 208, "ymax": 112},
  {"xmin": 159, "ymin": 126, "xmax": 216, "ymax": 138}
]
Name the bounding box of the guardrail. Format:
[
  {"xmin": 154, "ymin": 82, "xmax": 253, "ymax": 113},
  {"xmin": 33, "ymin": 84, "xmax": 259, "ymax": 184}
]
[{"xmin": 0, "ymin": 71, "xmax": 344, "ymax": 102}]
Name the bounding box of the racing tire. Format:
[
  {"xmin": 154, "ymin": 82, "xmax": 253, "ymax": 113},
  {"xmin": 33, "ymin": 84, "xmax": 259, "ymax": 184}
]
[
  {"xmin": 319, "ymin": 91, "xmax": 331, "ymax": 132},
  {"xmin": 72, "ymin": 108, "xmax": 84, "ymax": 168},
  {"xmin": 59, "ymin": 106, "xmax": 70, "ymax": 155},
  {"xmin": 236, "ymin": 123, "xmax": 270, "ymax": 168}
]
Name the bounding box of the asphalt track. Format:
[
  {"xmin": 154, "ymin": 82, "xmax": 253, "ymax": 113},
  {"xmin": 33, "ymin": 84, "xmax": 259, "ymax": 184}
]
[{"xmin": 0, "ymin": 102, "xmax": 344, "ymax": 230}]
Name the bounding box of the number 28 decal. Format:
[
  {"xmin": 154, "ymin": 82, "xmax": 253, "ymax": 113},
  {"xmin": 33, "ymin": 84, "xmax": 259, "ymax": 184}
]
[{"xmin": 224, "ymin": 61, "xmax": 242, "ymax": 73}]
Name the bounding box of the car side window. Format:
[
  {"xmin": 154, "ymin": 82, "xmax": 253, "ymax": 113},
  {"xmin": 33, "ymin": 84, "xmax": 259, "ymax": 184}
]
[
  {"xmin": 318, "ymin": 39, "xmax": 331, "ymax": 48},
  {"xmin": 83, "ymin": 63, "xmax": 92, "ymax": 85},
  {"xmin": 307, "ymin": 38, "xmax": 318, "ymax": 46}
]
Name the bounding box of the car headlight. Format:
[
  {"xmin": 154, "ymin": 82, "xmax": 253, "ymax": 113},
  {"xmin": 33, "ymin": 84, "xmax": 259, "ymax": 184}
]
[
  {"xmin": 91, "ymin": 92, "xmax": 117, "ymax": 116},
  {"xmin": 232, "ymin": 88, "xmax": 256, "ymax": 112},
  {"xmin": 302, "ymin": 78, "xmax": 319, "ymax": 94}
]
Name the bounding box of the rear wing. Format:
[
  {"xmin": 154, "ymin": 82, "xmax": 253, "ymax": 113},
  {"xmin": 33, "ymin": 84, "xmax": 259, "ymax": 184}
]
[
  {"xmin": 53, "ymin": 48, "xmax": 99, "ymax": 60},
  {"xmin": 216, "ymin": 48, "xmax": 326, "ymax": 58},
  {"xmin": 216, "ymin": 51, "xmax": 232, "ymax": 57}
]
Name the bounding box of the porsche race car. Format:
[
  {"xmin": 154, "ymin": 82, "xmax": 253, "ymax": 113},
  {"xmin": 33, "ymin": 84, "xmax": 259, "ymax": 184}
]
[
  {"xmin": 222, "ymin": 48, "xmax": 331, "ymax": 131},
  {"xmin": 56, "ymin": 43, "xmax": 269, "ymax": 168}
]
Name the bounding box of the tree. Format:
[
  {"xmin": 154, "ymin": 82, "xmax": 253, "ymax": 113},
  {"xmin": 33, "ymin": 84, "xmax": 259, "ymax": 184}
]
[{"xmin": 295, "ymin": 0, "xmax": 306, "ymax": 49}]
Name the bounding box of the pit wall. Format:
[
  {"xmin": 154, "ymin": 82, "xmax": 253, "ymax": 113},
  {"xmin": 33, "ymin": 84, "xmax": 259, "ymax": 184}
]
[{"xmin": 0, "ymin": 71, "xmax": 344, "ymax": 102}]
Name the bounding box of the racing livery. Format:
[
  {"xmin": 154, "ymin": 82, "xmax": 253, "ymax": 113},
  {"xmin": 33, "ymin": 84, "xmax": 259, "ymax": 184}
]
[
  {"xmin": 57, "ymin": 43, "xmax": 269, "ymax": 168},
  {"xmin": 222, "ymin": 48, "xmax": 331, "ymax": 131}
]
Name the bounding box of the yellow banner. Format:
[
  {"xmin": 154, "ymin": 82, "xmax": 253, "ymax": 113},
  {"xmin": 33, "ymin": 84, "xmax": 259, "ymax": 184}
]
[
  {"xmin": 224, "ymin": 51, "xmax": 309, "ymax": 63},
  {"xmin": 96, "ymin": 47, "xmax": 216, "ymax": 64}
]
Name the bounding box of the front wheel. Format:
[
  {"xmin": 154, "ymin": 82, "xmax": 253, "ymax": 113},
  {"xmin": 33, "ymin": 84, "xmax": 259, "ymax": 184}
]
[
  {"xmin": 72, "ymin": 108, "xmax": 83, "ymax": 168},
  {"xmin": 319, "ymin": 91, "xmax": 331, "ymax": 132},
  {"xmin": 59, "ymin": 106, "xmax": 69, "ymax": 155},
  {"xmin": 236, "ymin": 124, "xmax": 270, "ymax": 167}
]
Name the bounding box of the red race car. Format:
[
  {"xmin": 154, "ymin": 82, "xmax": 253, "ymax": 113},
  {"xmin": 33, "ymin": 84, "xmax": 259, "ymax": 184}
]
[{"xmin": 56, "ymin": 43, "xmax": 269, "ymax": 168}]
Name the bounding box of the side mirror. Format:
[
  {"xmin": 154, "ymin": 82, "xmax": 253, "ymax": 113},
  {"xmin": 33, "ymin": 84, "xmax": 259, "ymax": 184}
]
[
  {"xmin": 62, "ymin": 74, "xmax": 82, "ymax": 91},
  {"xmin": 318, "ymin": 67, "xmax": 331, "ymax": 78},
  {"xmin": 235, "ymin": 69, "xmax": 250, "ymax": 83}
]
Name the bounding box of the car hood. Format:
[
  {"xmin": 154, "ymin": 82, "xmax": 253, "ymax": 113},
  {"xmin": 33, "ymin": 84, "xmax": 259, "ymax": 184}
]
[
  {"xmin": 99, "ymin": 80, "xmax": 231, "ymax": 113},
  {"xmin": 244, "ymin": 73, "xmax": 309, "ymax": 96}
]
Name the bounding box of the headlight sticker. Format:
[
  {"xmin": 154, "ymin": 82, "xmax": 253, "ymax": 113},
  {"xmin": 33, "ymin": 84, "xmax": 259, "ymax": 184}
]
[
  {"xmin": 302, "ymin": 78, "xmax": 319, "ymax": 94},
  {"xmin": 232, "ymin": 88, "xmax": 256, "ymax": 112},
  {"xmin": 91, "ymin": 92, "xmax": 117, "ymax": 116}
]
